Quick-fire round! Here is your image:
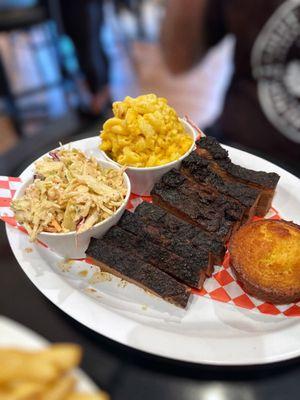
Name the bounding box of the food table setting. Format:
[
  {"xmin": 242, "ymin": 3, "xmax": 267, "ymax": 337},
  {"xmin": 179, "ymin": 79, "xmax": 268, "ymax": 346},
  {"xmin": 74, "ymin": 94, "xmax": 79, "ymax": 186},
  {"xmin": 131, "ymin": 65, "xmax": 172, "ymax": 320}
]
[{"xmin": 0, "ymin": 94, "xmax": 299, "ymax": 399}]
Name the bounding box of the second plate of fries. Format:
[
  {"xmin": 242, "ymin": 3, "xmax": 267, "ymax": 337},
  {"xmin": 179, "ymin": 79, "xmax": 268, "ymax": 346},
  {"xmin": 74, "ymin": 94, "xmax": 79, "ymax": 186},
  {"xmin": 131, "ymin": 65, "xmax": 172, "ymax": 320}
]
[{"xmin": 0, "ymin": 316, "xmax": 108, "ymax": 400}]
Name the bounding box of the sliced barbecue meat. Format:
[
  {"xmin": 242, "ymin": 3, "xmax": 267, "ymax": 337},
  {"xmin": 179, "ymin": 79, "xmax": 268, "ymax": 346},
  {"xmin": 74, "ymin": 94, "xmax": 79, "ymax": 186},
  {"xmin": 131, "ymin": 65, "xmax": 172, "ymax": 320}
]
[
  {"xmin": 181, "ymin": 151, "xmax": 261, "ymax": 221},
  {"xmin": 151, "ymin": 169, "xmax": 245, "ymax": 242},
  {"xmin": 86, "ymin": 238, "xmax": 191, "ymax": 308},
  {"xmin": 118, "ymin": 210, "xmax": 216, "ymax": 275},
  {"xmin": 196, "ymin": 136, "xmax": 280, "ymax": 216},
  {"xmin": 103, "ymin": 225, "xmax": 207, "ymax": 288},
  {"xmin": 134, "ymin": 202, "xmax": 225, "ymax": 264},
  {"xmin": 195, "ymin": 136, "xmax": 279, "ymax": 188}
]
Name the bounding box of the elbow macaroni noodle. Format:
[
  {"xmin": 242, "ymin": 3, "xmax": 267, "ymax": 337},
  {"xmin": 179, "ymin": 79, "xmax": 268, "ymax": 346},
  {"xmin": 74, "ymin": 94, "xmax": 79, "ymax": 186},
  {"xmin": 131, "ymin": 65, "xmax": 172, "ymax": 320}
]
[{"xmin": 100, "ymin": 94, "xmax": 193, "ymax": 167}]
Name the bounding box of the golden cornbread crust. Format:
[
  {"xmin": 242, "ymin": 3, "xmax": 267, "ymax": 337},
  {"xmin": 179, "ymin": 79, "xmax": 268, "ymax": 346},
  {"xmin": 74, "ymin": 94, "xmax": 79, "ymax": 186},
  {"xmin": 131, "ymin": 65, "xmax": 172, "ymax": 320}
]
[{"xmin": 229, "ymin": 220, "xmax": 300, "ymax": 304}]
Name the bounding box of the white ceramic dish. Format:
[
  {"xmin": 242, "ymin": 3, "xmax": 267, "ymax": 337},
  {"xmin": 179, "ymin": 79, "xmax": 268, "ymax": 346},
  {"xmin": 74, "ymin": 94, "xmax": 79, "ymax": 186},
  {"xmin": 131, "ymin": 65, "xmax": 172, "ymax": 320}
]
[
  {"xmin": 13, "ymin": 157, "xmax": 131, "ymax": 259},
  {"xmin": 0, "ymin": 316, "xmax": 99, "ymax": 393},
  {"xmin": 6, "ymin": 136, "xmax": 300, "ymax": 365},
  {"xmin": 101, "ymin": 118, "xmax": 197, "ymax": 195}
]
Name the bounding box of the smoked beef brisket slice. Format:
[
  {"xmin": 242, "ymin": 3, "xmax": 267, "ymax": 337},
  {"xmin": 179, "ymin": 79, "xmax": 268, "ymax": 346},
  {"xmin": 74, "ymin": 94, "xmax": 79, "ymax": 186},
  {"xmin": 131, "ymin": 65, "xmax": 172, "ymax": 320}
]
[
  {"xmin": 86, "ymin": 238, "xmax": 191, "ymax": 308},
  {"xmin": 134, "ymin": 202, "xmax": 225, "ymax": 265},
  {"xmin": 181, "ymin": 151, "xmax": 261, "ymax": 221},
  {"xmin": 103, "ymin": 225, "xmax": 207, "ymax": 288},
  {"xmin": 118, "ymin": 211, "xmax": 215, "ymax": 275},
  {"xmin": 196, "ymin": 136, "xmax": 280, "ymax": 216},
  {"xmin": 151, "ymin": 169, "xmax": 244, "ymax": 242}
]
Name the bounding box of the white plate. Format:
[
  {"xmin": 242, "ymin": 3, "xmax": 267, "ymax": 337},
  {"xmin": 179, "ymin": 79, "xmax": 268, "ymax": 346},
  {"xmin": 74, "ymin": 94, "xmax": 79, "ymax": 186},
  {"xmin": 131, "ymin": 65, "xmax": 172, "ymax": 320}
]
[
  {"xmin": 0, "ymin": 316, "xmax": 99, "ymax": 392},
  {"xmin": 6, "ymin": 137, "xmax": 300, "ymax": 366}
]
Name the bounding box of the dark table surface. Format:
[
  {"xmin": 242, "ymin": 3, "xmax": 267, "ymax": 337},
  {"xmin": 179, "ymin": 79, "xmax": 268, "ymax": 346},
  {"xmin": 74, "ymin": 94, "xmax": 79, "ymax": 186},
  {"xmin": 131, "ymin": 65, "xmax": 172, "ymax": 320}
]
[{"xmin": 1, "ymin": 132, "xmax": 300, "ymax": 400}]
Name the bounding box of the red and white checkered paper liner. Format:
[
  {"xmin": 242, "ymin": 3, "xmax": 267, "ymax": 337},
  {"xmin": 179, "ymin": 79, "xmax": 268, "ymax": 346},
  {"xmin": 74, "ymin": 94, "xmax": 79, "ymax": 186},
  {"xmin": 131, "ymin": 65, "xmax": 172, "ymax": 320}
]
[{"xmin": 1, "ymin": 176, "xmax": 299, "ymax": 317}]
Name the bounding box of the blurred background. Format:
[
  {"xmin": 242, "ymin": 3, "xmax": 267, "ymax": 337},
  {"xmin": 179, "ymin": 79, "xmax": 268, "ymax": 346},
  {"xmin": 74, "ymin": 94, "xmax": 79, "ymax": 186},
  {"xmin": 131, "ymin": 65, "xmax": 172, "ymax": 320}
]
[
  {"xmin": 0, "ymin": 0, "xmax": 244, "ymax": 175},
  {"xmin": 0, "ymin": 0, "xmax": 299, "ymax": 177}
]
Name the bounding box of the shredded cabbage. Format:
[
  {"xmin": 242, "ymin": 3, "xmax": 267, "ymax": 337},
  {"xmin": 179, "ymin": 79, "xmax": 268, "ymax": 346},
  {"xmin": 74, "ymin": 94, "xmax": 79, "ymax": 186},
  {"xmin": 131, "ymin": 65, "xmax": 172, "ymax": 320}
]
[{"xmin": 11, "ymin": 148, "xmax": 127, "ymax": 241}]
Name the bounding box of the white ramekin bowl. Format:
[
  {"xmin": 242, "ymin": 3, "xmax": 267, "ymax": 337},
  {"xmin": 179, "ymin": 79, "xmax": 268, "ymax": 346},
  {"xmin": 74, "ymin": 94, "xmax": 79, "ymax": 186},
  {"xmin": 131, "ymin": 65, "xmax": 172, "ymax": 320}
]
[
  {"xmin": 13, "ymin": 159, "xmax": 131, "ymax": 259},
  {"xmin": 101, "ymin": 118, "xmax": 197, "ymax": 196}
]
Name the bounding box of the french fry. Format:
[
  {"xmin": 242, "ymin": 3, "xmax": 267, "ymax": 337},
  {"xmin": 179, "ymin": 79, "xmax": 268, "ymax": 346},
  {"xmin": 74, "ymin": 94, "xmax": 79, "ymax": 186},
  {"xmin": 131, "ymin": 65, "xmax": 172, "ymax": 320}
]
[
  {"xmin": 39, "ymin": 344, "xmax": 82, "ymax": 372},
  {"xmin": 0, "ymin": 392, "xmax": 12, "ymax": 400},
  {"xmin": 43, "ymin": 374, "xmax": 76, "ymax": 400},
  {"xmin": 2, "ymin": 381, "xmax": 44, "ymax": 400},
  {"xmin": 0, "ymin": 352, "xmax": 59, "ymax": 384},
  {"xmin": 66, "ymin": 392, "xmax": 110, "ymax": 400},
  {"xmin": 0, "ymin": 393, "xmax": 15, "ymax": 400},
  {"xmin": 0, "ymin": 345, "xmax": 109, "ymax": 400}
]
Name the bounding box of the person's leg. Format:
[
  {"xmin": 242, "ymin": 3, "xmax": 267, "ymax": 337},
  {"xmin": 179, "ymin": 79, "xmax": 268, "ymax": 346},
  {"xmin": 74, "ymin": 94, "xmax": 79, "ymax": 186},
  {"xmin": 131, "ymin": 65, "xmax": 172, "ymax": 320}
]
[{"xmin": 60, "ymin": 0, "xmax": 110, "ymax": 113}]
